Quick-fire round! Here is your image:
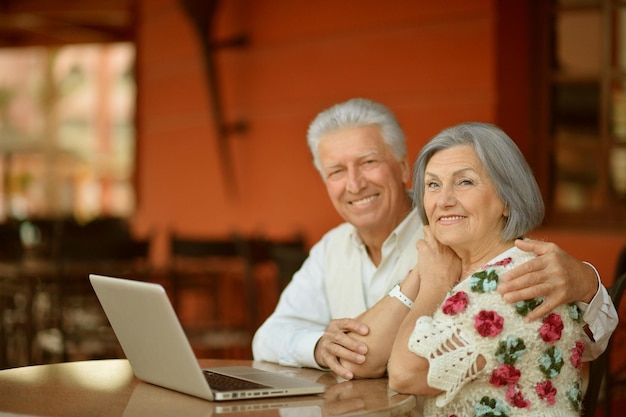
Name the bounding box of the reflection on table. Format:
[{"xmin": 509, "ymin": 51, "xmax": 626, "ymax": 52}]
[{"xmin": 0, "ymin": 359, "xmax": 422, "ymax": 417}]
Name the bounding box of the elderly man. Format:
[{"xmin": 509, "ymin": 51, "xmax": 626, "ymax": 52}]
[{"xmin": 252, "ymin": 98, "xmax": 617, "ymax": 380}]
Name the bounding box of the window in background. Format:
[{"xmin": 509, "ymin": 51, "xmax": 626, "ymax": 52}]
[
  {"xmin": 0, "ymin": 43, "xmax": 135, "ymax": 222},
  {"xmin": 536, "ymin": 0, "xmax": 626, "ymax": 226}
]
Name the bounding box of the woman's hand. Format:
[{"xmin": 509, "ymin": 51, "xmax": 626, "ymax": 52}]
[
  {"xmin": 417, "ymin": 226, "xmax": 461, "ymax": 295},
  {"xmin": 388, "ymin": 226, "xmax": 462, "ymax": 394}
]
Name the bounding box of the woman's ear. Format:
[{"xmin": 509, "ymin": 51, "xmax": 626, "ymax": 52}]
[{"xmin": 503, "ymin": 202, "xmax": 510, "ymax": 218}]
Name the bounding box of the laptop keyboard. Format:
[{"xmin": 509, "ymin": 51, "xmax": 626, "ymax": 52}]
[{"xmin": 203, "ymin": 370, "xmax": 271, "ymax": 392}]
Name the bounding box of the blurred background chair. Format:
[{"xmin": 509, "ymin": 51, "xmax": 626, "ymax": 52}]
[
  {"xmin": 600, "ymin": 244, "xmax": 626, "ymax": 417},
  {"xmin": 615, "ymin": 245, "xmax": 626, "ymax": 281},
  {"xmin": 0, "ymin": 219, "xmax": 31, "ymax": 369},
  {"xmin": 55, "ymin": 218, "xmax": 151, "ymax": 362},
  {"xmin": 268, "ymin": 234, "xmax": 308, "ymax": 293},
  {"xmin": 583, "ymin": 270, "xmax": 626, "ymax": 417},
  {"xmin": 2, "ymin": 217, "xmax": 307, "ymax": 366},
  {"xmin": 168, "ymin": 232, "xmax": 261, "ymax": 359},
  {"xmin": 167, "ymin": 231, "xmax": 309, "ymax": 360},
  {"xmin": 30, "ymin": 217, "xmax": 152, "ymax": 363}
]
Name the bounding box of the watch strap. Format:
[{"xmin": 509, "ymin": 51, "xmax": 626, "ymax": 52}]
[{"xmin": 388, "ymin": 284, "xmax": 413, "ymax": 309}]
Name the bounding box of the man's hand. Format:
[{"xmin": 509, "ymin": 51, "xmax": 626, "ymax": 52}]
[
  {"xmin": 314, "ymin": 318, "xmax": 369, "ymax": 380},
  {"xmin": 499, "ymin": 239, "xmax": 599, "ymax": 321}
]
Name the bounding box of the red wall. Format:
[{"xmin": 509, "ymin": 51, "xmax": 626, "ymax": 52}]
[{"xmin": 131, "ymin": 0, "xmax": 626, "ymax": 288}]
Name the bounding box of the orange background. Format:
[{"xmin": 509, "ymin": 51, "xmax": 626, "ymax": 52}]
[{"xmin": 130, "ymin": 0, "xmax": 626, "ymax": 292}]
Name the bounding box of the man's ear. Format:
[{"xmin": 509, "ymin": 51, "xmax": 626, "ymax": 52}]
[{"xmin": 401, "ymin": 158, "xmax": 411, "ymax": 183}]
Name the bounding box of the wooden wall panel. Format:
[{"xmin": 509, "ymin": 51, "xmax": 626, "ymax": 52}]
[{"xmin": 133, "ymin": 0, "xmax": 500, "ymax": 265}]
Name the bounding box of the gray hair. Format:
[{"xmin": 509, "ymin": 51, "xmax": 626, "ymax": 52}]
[
  {"xmin": 306, "ymin": 98, "xmax": 407, "ymax": 175},
  {"xmin": 412, "ymin": 122, "xmax": 544, "ymax": 241}
]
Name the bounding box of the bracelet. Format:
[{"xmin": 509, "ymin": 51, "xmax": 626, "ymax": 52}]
[{"xmin": 388, "ymin": 284, "xmax": 413, "ymax": 309}]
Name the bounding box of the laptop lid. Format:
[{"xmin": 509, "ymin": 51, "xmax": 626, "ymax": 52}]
[{"xmin": 89, "ymin": 274, "xmax": 325, "ymax": 401}]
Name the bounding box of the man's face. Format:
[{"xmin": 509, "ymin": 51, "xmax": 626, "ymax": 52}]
[{"xmin": 318, "ymin": 125, "xmax": 410, "ymax": 234}]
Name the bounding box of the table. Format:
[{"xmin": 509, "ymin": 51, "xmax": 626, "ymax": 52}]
[{"xmin": 0, "ymin": 359, "xmax": 422, "ymax": 417}]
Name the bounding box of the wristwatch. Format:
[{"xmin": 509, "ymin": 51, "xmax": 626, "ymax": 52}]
[{"xmin": 388, "ymin": 284, "xmax": 413, "ymax": 309}]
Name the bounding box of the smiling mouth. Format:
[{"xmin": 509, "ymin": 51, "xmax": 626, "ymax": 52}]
[
  {"xmin": 351, "ymin": 195, "xmax": 378, "ymax": 206},
  {"xmin": 439, "ymin": 215, "xmax": 466, "ymax": 221}
]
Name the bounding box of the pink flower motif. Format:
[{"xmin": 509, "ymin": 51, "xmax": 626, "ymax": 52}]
[
  {"xmin": 506, "ymin": 384, "xmax": 530, "ymax": 408},
  {"xmin": 535, "ymin": 380, "xmax": 557, "ymax": 405},
  {"xmin": 474, "ymin": 310, "xmax": 504, "ymax": 337},
  {"xmin": 485, "ymin": 257, "xmax": 513, "ymax": 268},
  {"xmin": 442, "ymin": 291, "xmax": 469, "ymax": 315},
  {"xmin": 570, "ymin": 340, "xmax": 585, "ymax": 368},
  {"xmin": 539, "ymin": 313, "xmax": 563, "ymax": 344},
  {"xmin": 490, "ymin": 364, "xmax": 521, "ymax": 387}
]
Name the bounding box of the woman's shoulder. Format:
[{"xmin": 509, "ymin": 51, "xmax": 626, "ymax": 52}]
[{"xmin": 483, "ymin": 245, "xmax": 537, "ymax": 271}]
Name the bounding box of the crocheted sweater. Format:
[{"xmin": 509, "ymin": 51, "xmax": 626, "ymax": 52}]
[{"xmin": 408, "ymin": 246, "xmax": 587, "ymax": 417}]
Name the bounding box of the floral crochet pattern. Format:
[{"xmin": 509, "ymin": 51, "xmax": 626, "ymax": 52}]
[
  {"xmin": 569, "ymin": 340, "xmax": 585, "ymax": 368},
  {"xmin": 567, "ymin": 303, "xmax": 583, "ymax": 322},
  {"xmin": 539, "ymin": 313, "xmax": 564, "ymax": 344},
  {"xmin": 475, "ymin": 310, "xmax": 504, "ymax": 337},
  {"xmin": 484, "ymin": 257, "xmax": 513, "ymax": 268},
  {"xmin": 506, "ymin": 384, "xmax": 530, "ymax": 409},
  {"xmin": 442, "ymin": 291, "xmax": 469, "ymax": 315},
  {"xmin": 539, "ymin": 346, "xmax": 564, "ymax": 379},
  {"xmin": 409, "ymin": 247, "xmax": 586, "ymax": 417},
  {"xmin": 469, "ymin": 269, "xmax": 500, "ymax": 293},
  {"xmin": 535, "ymin": 380, "xmax": 557, "ymax": 405},
  {"xmin": 495, "ymin": 336, "xmax": 526, "ymax": 365},
  {"xmin": 490, "ymin": 364, "xmax": 520, "ymax": 387},
  {"xmin": 475, "ymin": 396, "xmax": 510, "ymax": 417},
  {"xmin": 567, "ymin": 380, "xmax": 582, "ymax": 412},
  {"xmin": 514, "ymin": 297, "xmax": 544, "ymax": 317}
]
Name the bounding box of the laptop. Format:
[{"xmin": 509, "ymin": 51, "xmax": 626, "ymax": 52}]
[{"xmin": 89, "ymin": 274, "xmax": 326, "ymax": 401}]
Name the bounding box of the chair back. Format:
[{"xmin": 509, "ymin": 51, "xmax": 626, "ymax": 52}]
[
  {"xmin": 168, "ymin": 232, "xmax": 264, "ymax": 358},
  {"xmin": 268, "ymin": 237, "xmax": 308, "ymax": 291},
  {"xmin": 615, "ymin": 245, "xmax": 626, "ymax": 281},
  {"xmin": 581, "ymin": 271, "xmax": 626, "ymax": 417},
  {"xmin": 0, "ymin": 221, "xmax": 24, "ymax": 262}
]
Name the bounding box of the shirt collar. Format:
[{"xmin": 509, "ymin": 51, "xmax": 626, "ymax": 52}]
[{"xmin": 349, "ymin": 208, "xmax": 422, "ymax": 252}]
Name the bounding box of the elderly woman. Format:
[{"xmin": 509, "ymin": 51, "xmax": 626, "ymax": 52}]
[{"xmin": 387, "ymin": 122, "xmax": 587, "ymax": 416}]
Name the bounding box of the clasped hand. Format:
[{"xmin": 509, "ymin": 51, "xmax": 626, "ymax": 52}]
[{"xmin": 314, "ymin": 318, "xmax": 369, "ymax": 380}]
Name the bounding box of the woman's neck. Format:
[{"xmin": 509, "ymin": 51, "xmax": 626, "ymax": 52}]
[{"xmin": 458, "ymin": 241, "xmax": 515, "ymax": 277}]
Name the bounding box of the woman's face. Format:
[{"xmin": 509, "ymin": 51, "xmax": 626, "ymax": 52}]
[{"xmin": 422, "ymin": 145, "xmax": 509, "ymax": 253}]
